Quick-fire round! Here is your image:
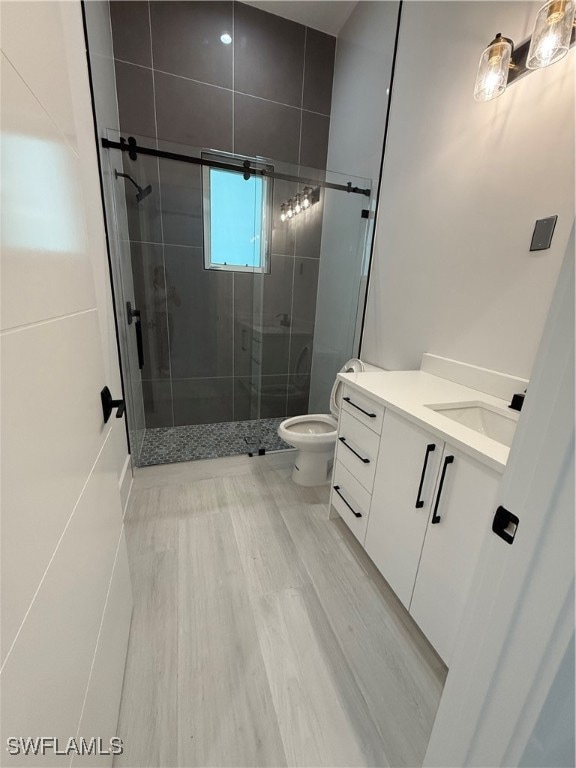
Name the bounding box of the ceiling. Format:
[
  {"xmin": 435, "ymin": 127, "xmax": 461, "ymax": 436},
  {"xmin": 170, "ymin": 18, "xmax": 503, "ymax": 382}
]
[{"xmin": 242, "ymin": 1, "xmax": 358, "ymax": 36}]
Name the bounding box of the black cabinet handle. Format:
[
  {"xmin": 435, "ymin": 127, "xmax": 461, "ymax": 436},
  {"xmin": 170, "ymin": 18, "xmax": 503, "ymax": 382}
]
[
  {"xmin": 431, "ymin": 455, "xmax": 454, "ymax": 524},
  {"xmin": 338, "ymin": 437, "xmax": 370, "ymax": 464},
  {"xmin": 333, "ymin": 485, "xmax": 362, "ymax": 518},
  {"xmin": 415, "ymin": 443, "xmax": 436, "ymax": 508},
  {"xmin": 342, "ymin": 396, "xmax": 377, "ymax": 418},
  {"xmin": 127, "ymin": 301, "xmax": 145, "ymax": 370}
]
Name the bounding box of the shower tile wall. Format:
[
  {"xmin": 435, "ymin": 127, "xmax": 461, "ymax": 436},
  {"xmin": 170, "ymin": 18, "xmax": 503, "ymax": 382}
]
[{"xmin": 110, "ymin": 1, "xmax": 335, "ymax": 428}]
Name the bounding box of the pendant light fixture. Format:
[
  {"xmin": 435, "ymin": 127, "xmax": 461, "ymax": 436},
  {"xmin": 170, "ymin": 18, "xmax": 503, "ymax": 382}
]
[
  {"xmin": 527, "ymin": 0, "xmax": 575, "ymax": 68},
  {"xmin": 473, "ymin": 2, "xmax": 575, "ymax": 101},
  {"xmin": 474, "ymin": 33, "xmax": 513, "ymax": 102}
]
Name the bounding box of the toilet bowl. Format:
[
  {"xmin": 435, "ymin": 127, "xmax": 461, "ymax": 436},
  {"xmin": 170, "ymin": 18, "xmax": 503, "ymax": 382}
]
[{"xmin": 278, "ymin": 359, "xmax": 365, "ymax": 486}]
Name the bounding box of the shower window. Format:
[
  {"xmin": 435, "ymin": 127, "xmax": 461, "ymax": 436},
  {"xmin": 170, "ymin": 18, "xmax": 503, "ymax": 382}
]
[{"xmin": 202, "ymin": 155, "xmax": 272, "ymax": 274}]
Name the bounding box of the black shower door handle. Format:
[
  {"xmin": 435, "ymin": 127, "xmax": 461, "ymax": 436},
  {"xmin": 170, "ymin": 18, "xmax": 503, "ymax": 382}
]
[
  {"xmin": 127, "ymin": 301, "xmax": 144, "ymax": 370},
  {"xmin": 135, "ymin": 318, "xmax": 144, "ymax": 370}
]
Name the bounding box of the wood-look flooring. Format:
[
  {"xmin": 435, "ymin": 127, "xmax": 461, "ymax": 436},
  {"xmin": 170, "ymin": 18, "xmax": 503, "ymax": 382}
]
[{"xmin": 115, "ymin": 452, "xmax": 446, "ymax": 767}]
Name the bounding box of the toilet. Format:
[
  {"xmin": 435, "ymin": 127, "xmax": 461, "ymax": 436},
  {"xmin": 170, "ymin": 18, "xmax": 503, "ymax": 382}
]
[{"xmin": 278, "ymin": 359, "xmax": 365, "ymax": 486}]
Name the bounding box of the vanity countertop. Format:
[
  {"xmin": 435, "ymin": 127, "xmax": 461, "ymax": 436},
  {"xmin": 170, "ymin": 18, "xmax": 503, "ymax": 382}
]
[{"xmin": 338, "ymin": 370, "xmax": 518, "ymax": 473}]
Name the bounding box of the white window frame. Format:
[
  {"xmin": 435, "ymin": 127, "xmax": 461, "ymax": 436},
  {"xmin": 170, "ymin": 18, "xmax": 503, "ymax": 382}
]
[{"xmin": 202, "ymin": 153, "xmax": 273, "ymax": 274}]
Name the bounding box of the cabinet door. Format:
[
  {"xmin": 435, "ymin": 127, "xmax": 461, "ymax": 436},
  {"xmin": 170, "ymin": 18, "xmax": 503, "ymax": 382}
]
[
  {"xmin": 410, "ymin": 447, "xmax": 500, "ymax": 665},
  {"xmin": 365, "ymin": 411, "xmax": 444, "ymax": 608}
]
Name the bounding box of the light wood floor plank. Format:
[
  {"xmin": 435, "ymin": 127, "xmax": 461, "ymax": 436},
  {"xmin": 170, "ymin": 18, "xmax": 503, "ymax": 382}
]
[
  {"xmin": 279, "ymin": 502, "xmax": 446, "ymax": 767},
  {"xmin": 224, "ymin": 474, "xmax": 310, "ymax": 599},
  {"xmin": 115, "ymin": 551, "xmax": 178, "ymax": 767},
  {"xmin": 177, "ymin": 510, "xmax": 287, "ymax": 767},
  {"xmin": 253, "ymin": 585, "xmax": 389, "ymax": 767}
]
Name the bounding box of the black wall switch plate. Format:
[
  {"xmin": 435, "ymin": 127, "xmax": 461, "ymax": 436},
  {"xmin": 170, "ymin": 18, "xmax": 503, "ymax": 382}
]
[{"xmin": 530, "ymin": 215, "xmax": 557, "ymax": 251}]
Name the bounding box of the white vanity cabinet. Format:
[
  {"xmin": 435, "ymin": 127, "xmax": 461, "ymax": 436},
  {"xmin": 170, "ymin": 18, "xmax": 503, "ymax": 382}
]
[
  {"xmin": 364, "ymin": 410, "xmax": 444, "ymax": 609},
  {"xmin": 409, "ymin": 446, "xmax": 499, "ymax": 664},
  {"xmin": 330, "ymin": 382, "xmax": 501, "ymax": 666}
]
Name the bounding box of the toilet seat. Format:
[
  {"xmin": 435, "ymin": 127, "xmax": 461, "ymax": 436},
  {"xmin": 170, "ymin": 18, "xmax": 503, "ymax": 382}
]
[{"xmin": 279, "ymin": 413, "xmax": 337, "ymax": 441}]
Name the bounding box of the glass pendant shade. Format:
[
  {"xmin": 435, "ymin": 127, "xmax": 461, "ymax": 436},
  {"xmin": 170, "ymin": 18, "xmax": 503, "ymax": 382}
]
[
  {"xmin": 286, "ymin": 199, "xmax": 294, "ymax": 219},
  {"xmin": 294, "ymin": 194, "xmax": 302, "ymax": 214},
  {"xmin": 527, "ymin": 0, "xmax": 575, "ymax": 68},
  {"xmin": 280, "ymin": 204, "xmax": 286, "ymax": 223},
  {"xmin": 474, "ymin": 33, "xmax": 513, "ymax": 102}
]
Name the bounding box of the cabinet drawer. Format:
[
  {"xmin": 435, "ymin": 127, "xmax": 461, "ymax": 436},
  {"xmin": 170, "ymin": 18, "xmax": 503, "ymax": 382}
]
[
  {"xmin": 336, "ymin": 409, "xmax": 380, "ymax": 492},
  {"xmin": 331, "ymin": 463, "xmax": 371, "ymax": 544},
  {"xmin": 341, "ymin": 386, "xmax": 384, "ymax": 433}
]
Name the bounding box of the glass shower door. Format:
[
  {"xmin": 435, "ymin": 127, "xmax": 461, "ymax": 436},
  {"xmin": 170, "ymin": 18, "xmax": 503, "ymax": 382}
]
[{"xmin": 102, "ymin": 130, "xmax": 372, "ymax": 466}]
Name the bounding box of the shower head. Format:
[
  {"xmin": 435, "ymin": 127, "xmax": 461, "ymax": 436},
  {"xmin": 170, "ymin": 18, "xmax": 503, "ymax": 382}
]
[
  {"xmin": 114, "ymin": 169, "xmax": 152, "ymax": 204},
  {"xmin": 136, "ymin": 184, "xmax": 152, "ymax": 203}
]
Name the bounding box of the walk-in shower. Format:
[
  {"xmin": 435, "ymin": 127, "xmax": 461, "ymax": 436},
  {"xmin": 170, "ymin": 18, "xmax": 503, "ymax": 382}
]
[{"xmin": 102, "ymin": 131, "xmax": 372, "ymax": 467}]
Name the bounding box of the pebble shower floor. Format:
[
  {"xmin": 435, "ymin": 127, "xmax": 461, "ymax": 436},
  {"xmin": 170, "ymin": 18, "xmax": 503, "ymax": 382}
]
[{"xmin": 136, "ymin": 417, "xmax": 290, "ymax": 467}]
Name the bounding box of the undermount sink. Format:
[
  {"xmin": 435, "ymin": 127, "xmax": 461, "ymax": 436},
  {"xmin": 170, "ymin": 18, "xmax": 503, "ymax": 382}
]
[{"xmin": 426, "ymin": 401, "xmax": 519, "ymax": 447}]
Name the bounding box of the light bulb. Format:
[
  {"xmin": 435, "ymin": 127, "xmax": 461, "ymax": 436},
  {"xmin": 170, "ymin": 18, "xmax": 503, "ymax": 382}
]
[
  {"xmin": 220, "ymin": 32, "xmax": 232, "ymax": 45},
  {"xmin": 474, "ymin": 33, "xmax": 512, "ymax": 102},
  {"xmin": 302, "ymin": 188, "xmax": 311, "ymax": 209},
  {"xmin": 280, "ymin": 204, "xmax": 286, "ymax": 223},
  {"xmin": 294, "ymin": 194, "xmax": 302, "ymax": 214},
  {"xmin": 286, "ymin": 199, "xmax": 294, "ymax": 219},
  {"xmin": 527, "ymin": 0, "xmax": 575, "ymax": 69}
]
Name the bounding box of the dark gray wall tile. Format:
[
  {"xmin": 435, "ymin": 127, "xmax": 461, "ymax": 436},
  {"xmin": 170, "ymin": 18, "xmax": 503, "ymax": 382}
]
[
  {"xmin": 294, "ymin": 194, "xmax": 323, "ymax": 259},
  {"xmin": 172, "ymin": 378, "xmax": 233, "ymax": 425},
  {"xmin": 234, "ymin": 93, "xmax": 300, "ymax": 164},
  {"xmin": 300, "ymin": 110, "xmax": 330, "ymax": 169},
  {"xmin": 150, "ymin": 1, "xmax": 233, "ymax": 88},
  {"xmin": 115, "ymin": 61, "xmax": 156, "ymax": 139},
  {"xmin": 287, "ymin": 373, "xmax": 310, "ymax": 416},
  {"xmin": 165, "ymin": 246, "xmax": 233, "ymax": 378},
  {"xmin": 130, "ymin": 242, "xmax": 172, "ymax": 379},
  {"xmin": 234, "ymin": 375, "xmax": 288, "ymax": 420},
  {"xmin": 292, "ymin": 257, "xmax": 319, "ymax": 327},
  {"xmin": 289, "ymin": 256, "xmax": 318, "ymax": 376},
  {"xmin": 143, "ymin": 380, "xmax": 173, "ymax": 428},
  {"xmin": 288, "ymin": 258, "xmax": 320, "ymax": 377},
  {"xmin": 110, "ymin": 1, "xmax": 152, "ymax": 68},
  {"xmin": 121, "ymin": 153, "xmax": 162, "ymax": 243},
  {"xmin": 234, "ymin": 2, "xmax": 305, "ymax": 107},
  {"xmin": 158, "ymin": 158, "xmax": 203, "ymax": 246},
  {"xmin": 302, "ymin": 28, "xmax": 336, "ymax": 115},
  {"xmin": 155, "ymin": 71, "xmax": 233, "ymax": 151},
  {"xmin": 234, "ymin": 254, "xmax": 293, "ymax": 375}
]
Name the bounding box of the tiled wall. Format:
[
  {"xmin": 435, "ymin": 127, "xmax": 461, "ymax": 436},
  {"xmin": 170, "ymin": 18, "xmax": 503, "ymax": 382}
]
[{"xmin": 108, "ymin": 1, "xmax": 336, "ymax": 427}]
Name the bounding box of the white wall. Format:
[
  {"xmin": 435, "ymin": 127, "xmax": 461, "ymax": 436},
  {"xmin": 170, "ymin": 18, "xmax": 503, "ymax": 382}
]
[
  {"xmin": 362, "ymin": 1, "xmax": 574, "ymax": 380},
  {"xmin": 1, "ymin": 1, "xmax": 132, "ymax": 762},
  {"xmin": 310, "ymin": 1, "xmax": 399, "ymax": 411}
]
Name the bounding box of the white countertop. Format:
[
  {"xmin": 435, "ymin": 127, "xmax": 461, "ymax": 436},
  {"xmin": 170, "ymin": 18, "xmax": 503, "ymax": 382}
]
[{"xmin": 338, "ymin": 370, "xmax": 517, "ymax": 473}]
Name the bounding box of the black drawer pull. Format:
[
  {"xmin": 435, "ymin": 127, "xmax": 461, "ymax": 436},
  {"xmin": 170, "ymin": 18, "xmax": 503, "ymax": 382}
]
[
  {"xmin": 343, "ymin": 396, "xmax": 376, "ymax": 418},
  {"xmin": 333, "ymin": 485, "xmax": 362, "ymax": 518},
  {"xmin": 415, "ymin": 443, "xmax": 436, "ymax": 508},
  {"xmin": 338, "ymin": 437, "xmax": 370, "ymax": 464},
  {"xmin": 431, "ymin": 455, "xmax": 454, "ymax": 524}
]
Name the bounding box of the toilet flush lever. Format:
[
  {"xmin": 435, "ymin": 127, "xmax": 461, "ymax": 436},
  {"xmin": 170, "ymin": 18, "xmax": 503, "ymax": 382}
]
[{"xmin": 101, "ymin": 386, "xmax": 125, "ymax": 424}]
